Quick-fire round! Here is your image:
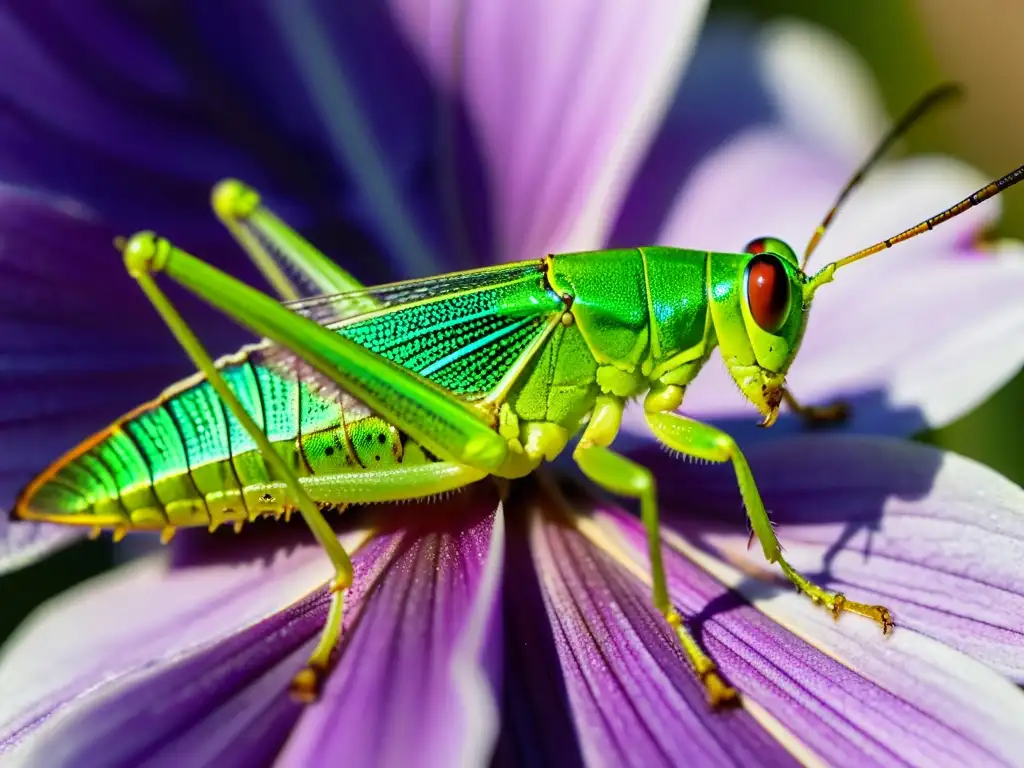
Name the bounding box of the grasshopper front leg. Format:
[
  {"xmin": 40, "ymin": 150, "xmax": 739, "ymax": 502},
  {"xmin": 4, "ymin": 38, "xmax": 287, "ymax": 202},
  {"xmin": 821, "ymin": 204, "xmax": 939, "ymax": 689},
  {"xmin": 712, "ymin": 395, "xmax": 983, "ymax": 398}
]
[{"xmin": 644, "ymin": 409, "xmax": 893, "ymax": 634}]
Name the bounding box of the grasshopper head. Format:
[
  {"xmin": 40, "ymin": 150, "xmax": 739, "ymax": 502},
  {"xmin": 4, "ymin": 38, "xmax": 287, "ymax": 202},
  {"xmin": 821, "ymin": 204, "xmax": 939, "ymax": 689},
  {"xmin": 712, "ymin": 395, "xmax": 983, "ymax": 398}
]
[
  {"xmin": 709, "ymin": 237, "xmax": 809, "ymax": 426},
  {"xmin": 707, "ymin": 87, "xmax": 1024, "ymax": 425}
]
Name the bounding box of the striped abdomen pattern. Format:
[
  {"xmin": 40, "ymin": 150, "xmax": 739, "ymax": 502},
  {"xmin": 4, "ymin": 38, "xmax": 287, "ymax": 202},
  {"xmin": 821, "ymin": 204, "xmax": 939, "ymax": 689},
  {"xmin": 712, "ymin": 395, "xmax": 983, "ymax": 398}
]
[{"xmin": 20, "ymin": 346, "xmax": 436, "ymax": 531}]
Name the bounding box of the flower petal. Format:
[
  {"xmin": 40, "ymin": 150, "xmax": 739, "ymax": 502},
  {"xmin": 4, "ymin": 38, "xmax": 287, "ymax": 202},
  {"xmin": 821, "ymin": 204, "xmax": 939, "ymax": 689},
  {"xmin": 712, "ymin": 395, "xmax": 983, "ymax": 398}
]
[
  {"xmin": 389, "ymin": 0, "xmax": 708, "ymax": 259},
  {"xmin": 526, "ymin": 496, "xmax": 800, "ymax": 767},
  {"xmin": 256, "ymin": 0, "xmax": 448, "ymax": 276},
  {"xmin": 6, "ymin": 594, "xmax": 322, "ymax": 767},
  {"xmin": 632, "ymin": 434, "xmax": 1024, "ymax": 683},
  {"xmin": 0, "ymin": 522, "xmax": 361, "ymax": 749},
  {"xmin": 13, "ymin": 528, "xmax": 437, "ymax": 767},
  {"xmin": 660, "ymin": 128, "xmax": 998, "ymax": 274},
  {"xmin": 587, "ymin": 499, "xmax": 1024, "ymax": 767},
  {"xmin": 493, "ymin": 511, "xmax": 585, "ymax": 766},
  {"xmin": 611, "ymin": 18, "xmax": 776, "ymax": 247},
  {"xmin": 4, "ymin": 491, "xmax": 504, "ymax": 766},
  {"xmin": 649, "ymin": 129, "xmax": 1023, "ymax": 437},
  {"xmin": 0, "ymin": 520, "xmax": 83, "ymax": 578},
  {"xmin": 757, "ymin": 18, "xmax": 888, "ymax": 162},
  {"xmin": 277, "ymin": 494, "xmax": 504, "ymax": 768},
  {"xmin": 0, "ymin": 3, "xmax": 443, "ymax": 282},
  {"xmin": 0, "ymin": 4, "xmax": 275, "ymax": 238}
]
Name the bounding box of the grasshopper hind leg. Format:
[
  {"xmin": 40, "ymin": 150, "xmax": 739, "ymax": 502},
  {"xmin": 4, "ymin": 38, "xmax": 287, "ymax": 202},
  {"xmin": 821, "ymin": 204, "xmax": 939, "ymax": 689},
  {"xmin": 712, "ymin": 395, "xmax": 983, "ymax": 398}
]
[
  {"xmin": 121, "ymin": 228, "xmax": 504, "ymax": 701},
  {"xmin": 211, "ymin": 179, "xmax": 369, "ymax": 301},
  {"xmin": 290, "ymin": 585, "xmax": 346, "ymax": 702},
  {"xmin": 122, "ymin": 235, "xmax": 354, "ymax": 702}
]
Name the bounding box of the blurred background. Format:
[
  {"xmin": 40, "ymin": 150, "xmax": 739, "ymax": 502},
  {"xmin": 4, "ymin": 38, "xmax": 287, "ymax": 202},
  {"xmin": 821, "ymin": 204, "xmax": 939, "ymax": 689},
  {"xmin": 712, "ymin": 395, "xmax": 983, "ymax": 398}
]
[
  {"xmin": 2, "ymin": 0, "xmax": 1022, "ymax": 648},
  {"xmin": 714, "ymin": 3, "xmax": 1024, "ymax": 472}
]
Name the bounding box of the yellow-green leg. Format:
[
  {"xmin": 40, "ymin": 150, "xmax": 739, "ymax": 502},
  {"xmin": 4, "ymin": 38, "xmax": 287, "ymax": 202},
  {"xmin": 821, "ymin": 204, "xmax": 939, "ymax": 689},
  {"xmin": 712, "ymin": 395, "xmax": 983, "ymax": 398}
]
[
  {"xmin": 645, "ymin": 411, "xmax": 893, "ymax": 634},
  {"xmin": 573, "ymin": 397, "xmax": 738, "ymax": 707},
  {"xmin": 124, "ymin": 247, "xmax": 355, "ymax": 702},
  {"xmin": 212, "ymin": 178, "xmax": 372, "ymax": 303}
]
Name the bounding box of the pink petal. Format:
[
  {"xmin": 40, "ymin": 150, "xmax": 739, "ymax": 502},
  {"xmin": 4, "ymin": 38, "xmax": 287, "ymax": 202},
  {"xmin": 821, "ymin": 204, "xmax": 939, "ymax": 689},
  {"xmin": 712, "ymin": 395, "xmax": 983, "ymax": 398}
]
[
  {"xmin": 635, "ymin": 434, "xmax": 1024, "ymax": 682},
  {"xmin": 527, "ymin": 503, "xmax": 800, "ymax": 767},
  {"xmin": 388, "ymin": 0, "xmax": 707, "ymax": 259},
  {"xmin": 652, "ymin": 130, "xmax": 1024, "ymax": 435},
  {"xmin": 757, "ymin": 19, "xmax": 888, "ymax": 162},
  {"xmin": 590, "ymin": 501, "xmax": 1024, "ymax": 767}
]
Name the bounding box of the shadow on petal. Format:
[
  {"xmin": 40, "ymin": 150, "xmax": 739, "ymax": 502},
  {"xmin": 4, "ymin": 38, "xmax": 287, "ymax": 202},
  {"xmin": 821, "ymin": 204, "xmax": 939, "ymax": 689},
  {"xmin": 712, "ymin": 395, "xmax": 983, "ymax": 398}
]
[
  {"xmin": 631, "ymin": 433, "xmax": 942, "ymax": 605},
  {"xmin": 620, "ymin": 410, "xmax": 940, "ymax": 623},
  {"xmin": 620, "ymin": 382, "xmax": 934, "ymax": 444}
]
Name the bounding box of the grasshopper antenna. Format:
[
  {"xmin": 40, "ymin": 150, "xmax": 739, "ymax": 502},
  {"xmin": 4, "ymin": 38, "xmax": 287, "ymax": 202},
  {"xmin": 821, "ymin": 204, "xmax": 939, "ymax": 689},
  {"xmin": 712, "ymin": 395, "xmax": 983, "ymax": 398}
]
[
  {"xmin": 801, "ymin": 82, "xmax": 963, "ymax": 271},
  {"xmin": 829, "ymin": 163, "xmax": 1024, "ymax": 271}
]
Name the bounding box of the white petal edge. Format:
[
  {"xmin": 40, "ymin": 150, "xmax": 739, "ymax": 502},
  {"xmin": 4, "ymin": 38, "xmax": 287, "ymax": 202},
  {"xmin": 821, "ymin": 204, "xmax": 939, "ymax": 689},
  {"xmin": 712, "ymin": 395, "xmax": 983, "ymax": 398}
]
[
  {"xmin": 0, "ymin": 523, "xmax": 84, "ymax": 577},
  {"xmin": 758, "ymin": 17, "xmax": 888, "ymax": 162}
]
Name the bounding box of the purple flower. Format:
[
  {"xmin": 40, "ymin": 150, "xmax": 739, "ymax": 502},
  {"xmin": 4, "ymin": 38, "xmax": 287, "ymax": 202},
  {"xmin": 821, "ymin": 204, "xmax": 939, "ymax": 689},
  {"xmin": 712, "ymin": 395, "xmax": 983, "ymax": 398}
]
[{"xmin": 3, "ymin": 6, "xmax": 1024, "ymax": 767}]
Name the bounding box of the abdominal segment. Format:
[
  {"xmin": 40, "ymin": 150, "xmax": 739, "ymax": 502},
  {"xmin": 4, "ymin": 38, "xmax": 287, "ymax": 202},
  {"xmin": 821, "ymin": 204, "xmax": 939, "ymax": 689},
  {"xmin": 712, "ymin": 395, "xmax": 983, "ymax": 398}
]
[{"xmin": 17, "ymin": 352, "xmax": 436, "ymax": 532}]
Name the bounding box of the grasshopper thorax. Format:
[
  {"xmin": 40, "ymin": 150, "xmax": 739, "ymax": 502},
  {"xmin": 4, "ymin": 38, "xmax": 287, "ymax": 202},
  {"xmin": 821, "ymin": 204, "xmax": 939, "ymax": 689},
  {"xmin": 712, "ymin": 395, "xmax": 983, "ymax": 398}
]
[{"xmin": 707, "ymin": 237, "xmax": 808, "ymax": 425}]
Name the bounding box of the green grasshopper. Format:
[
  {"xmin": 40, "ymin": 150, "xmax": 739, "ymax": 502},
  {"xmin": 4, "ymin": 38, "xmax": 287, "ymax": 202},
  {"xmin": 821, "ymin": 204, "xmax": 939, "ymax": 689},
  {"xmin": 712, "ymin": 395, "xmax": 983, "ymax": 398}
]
[{"xmin": 15, "ymin": 86, "xmax": 1024, "ymax": 707}]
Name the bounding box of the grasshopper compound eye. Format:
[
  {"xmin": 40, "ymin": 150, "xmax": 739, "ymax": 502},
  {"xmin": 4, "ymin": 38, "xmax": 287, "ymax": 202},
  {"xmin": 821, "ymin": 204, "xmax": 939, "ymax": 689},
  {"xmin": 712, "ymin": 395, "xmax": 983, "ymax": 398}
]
[{"xmin": 745, "ymin": 253, "xmax": 791, "ymax": 333}]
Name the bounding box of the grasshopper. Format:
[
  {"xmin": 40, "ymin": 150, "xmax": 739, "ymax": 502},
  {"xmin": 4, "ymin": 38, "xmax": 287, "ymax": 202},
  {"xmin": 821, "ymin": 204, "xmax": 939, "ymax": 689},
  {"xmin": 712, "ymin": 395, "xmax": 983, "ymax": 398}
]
[{"xmin": 15, "ymin": 86, "xmax": 1024, "ymax": 706}]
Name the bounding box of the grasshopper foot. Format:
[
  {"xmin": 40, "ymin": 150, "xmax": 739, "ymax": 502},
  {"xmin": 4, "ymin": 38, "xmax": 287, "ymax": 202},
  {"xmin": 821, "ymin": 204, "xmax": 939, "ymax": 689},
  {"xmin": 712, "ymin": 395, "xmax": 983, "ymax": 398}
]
[
  {"xmin": 289, "ymin": 663, "xmax": 328, "ymax": 703},
  {"xmin": 780, "ymin": 559, "xmax": 893, "ymax": 635},
  {"xmin": 829, "ymin": 593, "xmax": 894, "ymax": 635},
  {"xmin": 700, "ymin": 667, "xmax": 741, "ymax": 709},
  {"xmin": 665, "ymin": 609, "xmax": 741, "ymax": 707}
]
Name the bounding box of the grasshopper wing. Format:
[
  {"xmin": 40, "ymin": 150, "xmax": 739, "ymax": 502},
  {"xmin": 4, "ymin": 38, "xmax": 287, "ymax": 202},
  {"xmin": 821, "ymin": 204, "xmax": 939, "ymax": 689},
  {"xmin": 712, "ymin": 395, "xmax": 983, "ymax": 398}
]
[{"xmin": 269, "ymin": 260, "xmax": 564, "ymax": 405}]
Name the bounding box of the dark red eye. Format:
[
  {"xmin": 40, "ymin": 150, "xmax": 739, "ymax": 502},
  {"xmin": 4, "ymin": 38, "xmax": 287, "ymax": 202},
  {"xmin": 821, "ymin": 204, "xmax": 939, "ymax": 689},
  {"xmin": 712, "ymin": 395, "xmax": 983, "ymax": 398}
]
[{"xmin": 746, "ymin": 254, "xmax": 791, "ymax": 333}]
